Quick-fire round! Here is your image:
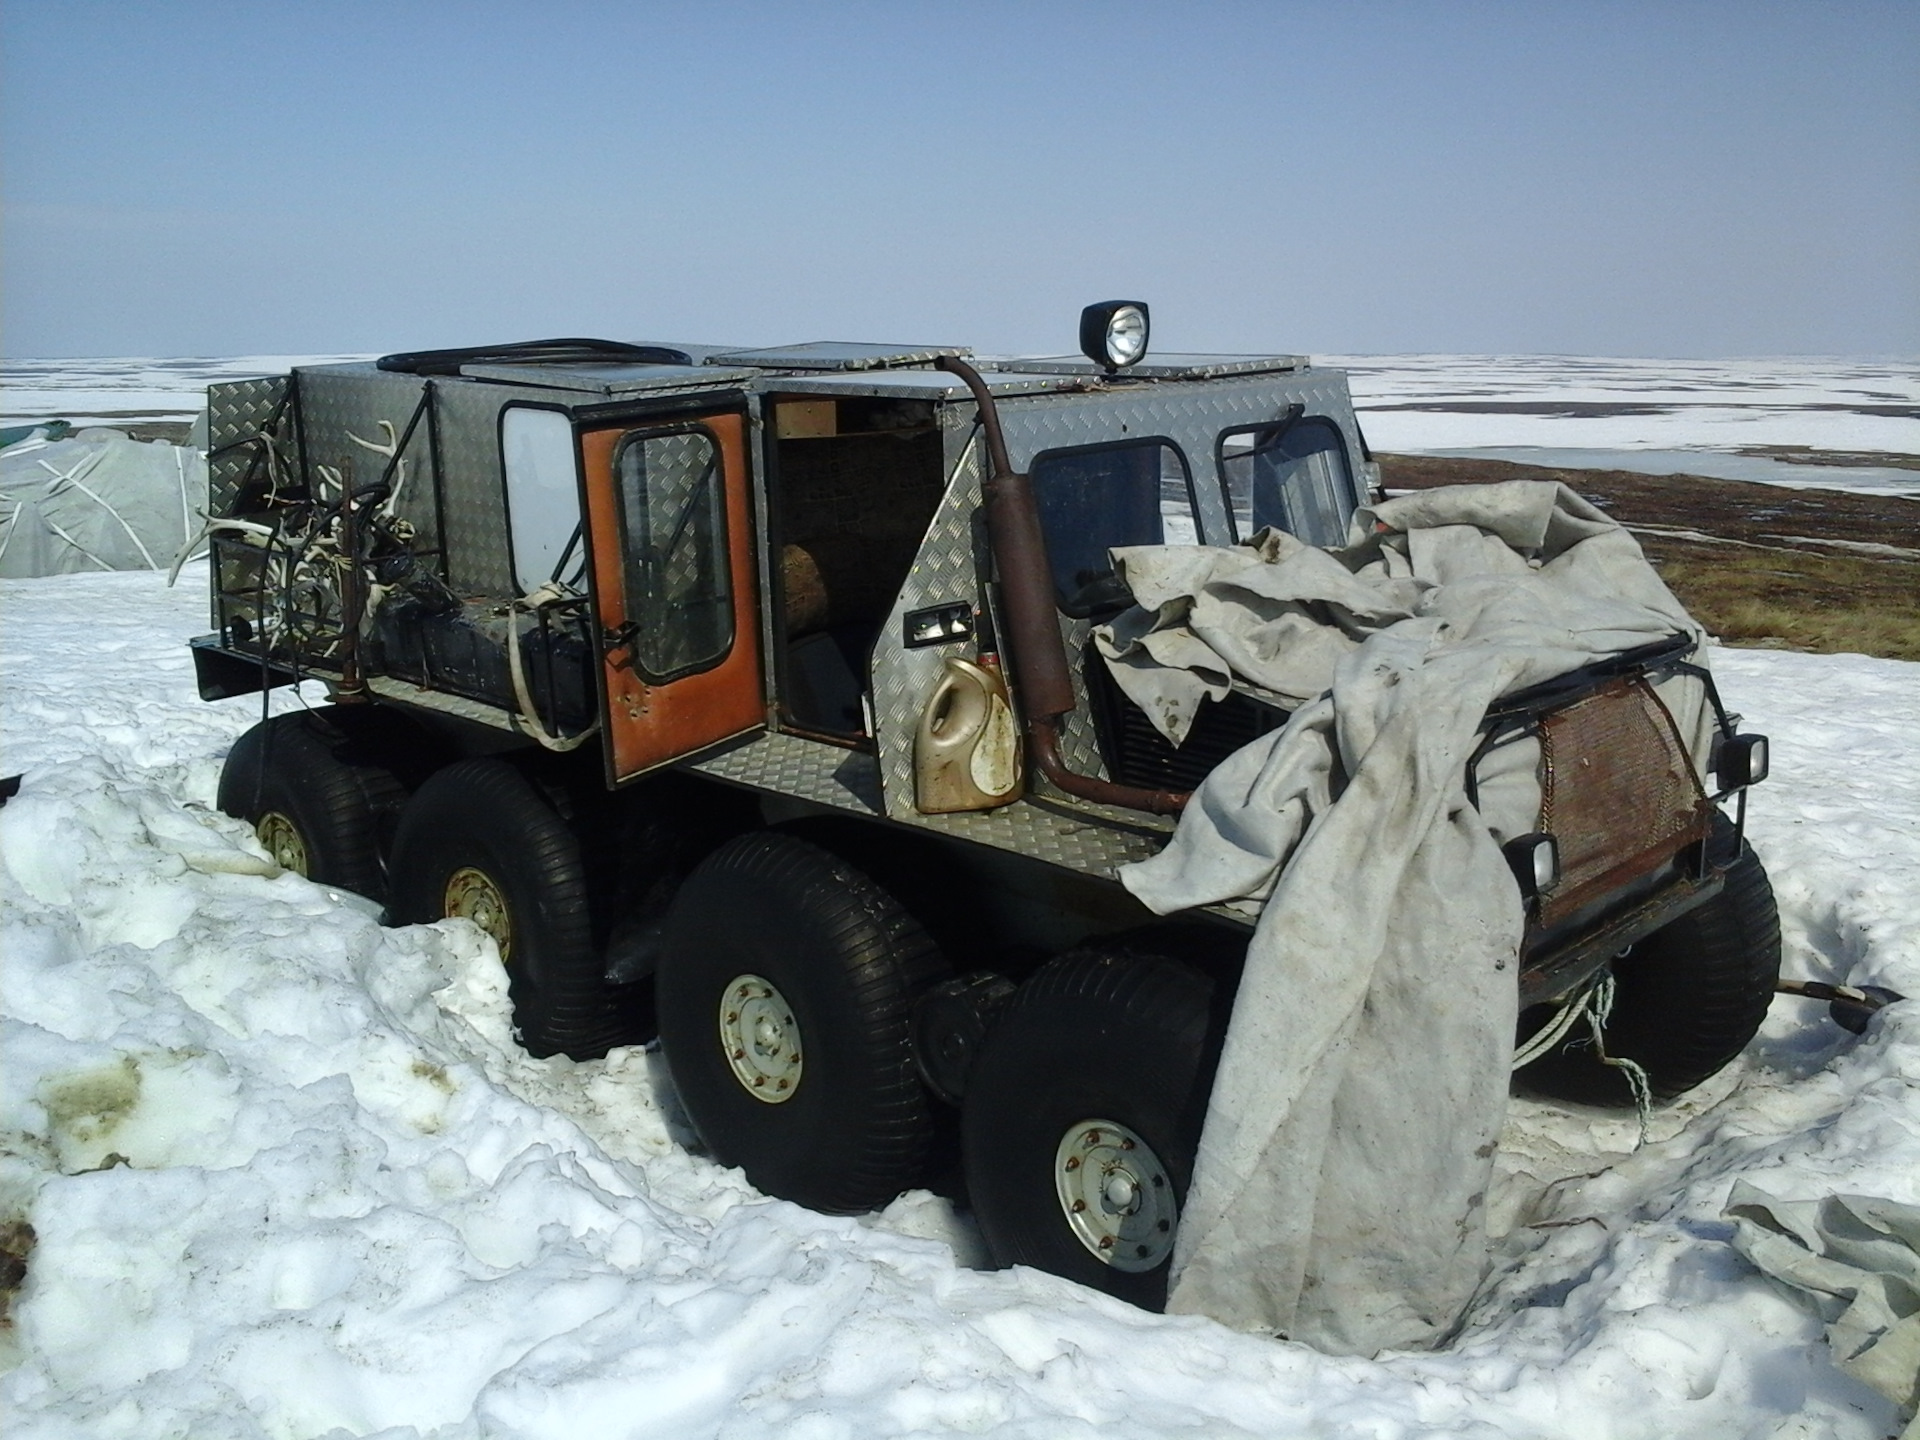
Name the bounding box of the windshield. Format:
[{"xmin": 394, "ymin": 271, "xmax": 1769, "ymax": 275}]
[
  {"xmin": 1031, "ymin": 439, "xmax": 1196, "ymax": 615},
  {"xmin": 1217, "ymin": 416, "xmax": 1357, "ymax": 548}
]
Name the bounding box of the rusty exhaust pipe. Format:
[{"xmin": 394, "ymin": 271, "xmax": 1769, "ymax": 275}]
[{"xmin": 935, "ymin": 356, "xmax": 1187, "ymax": 817}]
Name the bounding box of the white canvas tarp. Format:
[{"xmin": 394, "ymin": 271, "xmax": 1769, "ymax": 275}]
[
  {"xmin": 1101, "ymin": 481, "xmax": 1714, "ymax": 1354},
  {"xmin": 0, "ymin": 429, "xmax": 205, "ymax": 579}
]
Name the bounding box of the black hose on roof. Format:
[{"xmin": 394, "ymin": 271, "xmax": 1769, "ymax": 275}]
[{"xmin": 375, "ymin": 339, "xmax": 693, "ymax": 375}]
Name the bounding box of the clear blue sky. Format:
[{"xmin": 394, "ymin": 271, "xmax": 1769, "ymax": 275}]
[{"xmin": 3, "ymin": 1, "xmax": 1915, "ymax": 359}]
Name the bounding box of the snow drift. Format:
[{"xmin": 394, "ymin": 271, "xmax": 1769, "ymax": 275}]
[{"xmin": 1, "ymin": 564, "xmax": 1916, "ymax": 1438}]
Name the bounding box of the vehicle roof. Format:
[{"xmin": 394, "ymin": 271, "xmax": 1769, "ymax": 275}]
[{"xmin": 290, "ymin": 343, "xmax": 1320, "ymax": 399}]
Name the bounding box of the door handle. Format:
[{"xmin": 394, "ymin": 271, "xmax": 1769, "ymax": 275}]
[{"xmin": 601, "ymin": 619, "xmax": 640, "ymax": 664}]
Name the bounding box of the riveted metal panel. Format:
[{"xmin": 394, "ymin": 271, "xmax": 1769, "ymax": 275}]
[{"xmin": 207, "ymin": 376, "xmax": 298, "ymax": 518}]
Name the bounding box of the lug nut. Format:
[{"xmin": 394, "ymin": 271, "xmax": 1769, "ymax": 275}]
[
  {"xmin": 1098, "ymin": 1236, "xmax": 1114, "ymax": 1249},
  {"xmin": 1064, "ymin": 1157, "xmax": 1080, "ymax": 1171},
  {"xmin": 1071, "ymin": 1200, "xmax": 1086, "ymax": 1212}
]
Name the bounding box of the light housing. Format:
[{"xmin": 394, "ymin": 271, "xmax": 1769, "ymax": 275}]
[
  {"xmin": 1504, "ymin": 833, "xmax": 1561, "ymax": 897},
  {"xmin": 1716, "ymin": 733, "xmax": 1769, "ymax": 789},
  {"xmin": 1079, "ymin": 301, "xmax": 1151, "ymax": 371}
]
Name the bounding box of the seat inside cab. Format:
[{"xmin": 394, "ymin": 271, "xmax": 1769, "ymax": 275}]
[{"xmin": 768, "ymin": 397, "xmax": 946, "ymax": 739}]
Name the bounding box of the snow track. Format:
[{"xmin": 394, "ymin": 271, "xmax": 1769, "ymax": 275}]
[{"xmin": 2, "ymin": 566, "xmax": 1915, "ymax": 1439}]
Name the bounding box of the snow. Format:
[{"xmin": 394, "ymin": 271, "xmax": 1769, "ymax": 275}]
[
  {"xmin": 1, "ymin": 357, "xmax": 369, "ymax": 429},
  {"xmin": 1331, "ymin": 352, "xmax": 1918, "ymax": 452},
  {"xmin": 2, "ymin": 558, "xmax": 1916, "ymax": 1437}
]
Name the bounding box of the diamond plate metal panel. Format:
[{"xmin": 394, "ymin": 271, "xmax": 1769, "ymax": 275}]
[
  {"xmin": 684, "ymin": 732, "xmax": 1173, "ymax": 882},
  {"xmin": 871, "ymin": 432, "xmax": 986, "ymax": 819},
  {"xmin": 994, "ymin": 370, "xmax": 1365, "ymax": 548},
  {"xmin": 1050, "ymin": 613, "xmax": 1109, "ymax": 792},
  {"xmin": 687, "ymin": 731, "xmax": 884, "ymax": 814},
  {"xmin": 428, "ymin": 379, "xmax": 521, "ymax": 597},
  {"xmin": 294, "ymin": 366, "xmax": 437, "ymax": 543},
  {"xmin": 207, "ymin": 376, "xmax": 298, "ymax": 518},
  {"xmin": 908, "ymin": 793, "xmax": 1173, "ymax": 879}
]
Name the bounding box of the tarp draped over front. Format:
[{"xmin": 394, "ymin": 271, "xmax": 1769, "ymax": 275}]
[{"xmin": 1102, "ymin": 481, "xmax": 1710, "ymax": 1354}]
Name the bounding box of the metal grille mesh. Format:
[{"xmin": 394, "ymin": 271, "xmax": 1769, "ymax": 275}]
[{"xmin": 1537, "ymin": 678, "xmax": 1708, "ymax": 926}]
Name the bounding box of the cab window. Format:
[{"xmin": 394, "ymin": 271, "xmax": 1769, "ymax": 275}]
[
  {"xmin": 612, "ymin": 425, "xmax": 733, "ymax": 681},
  {"xmin": 1217, "ymin": 417, "xmax": 1357, "ymax": 548},
  {"xmin": 1031, "ymin": 439, "xmax": 1195, "ymax": 616}
]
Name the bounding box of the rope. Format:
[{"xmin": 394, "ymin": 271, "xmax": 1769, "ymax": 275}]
[
  {"xmin": 1512, "ymin": 973, "xmax": 1656, "ymax": 1150},
  {"xmin": 1511, "ymin": 982, "xmax": 1596, "ymax": 1069},
  {"xmin": 505, "ymin": 581, "xmax": 599, "ymax": 753},
  {"xmin": 1582, "ymin": 976, "xmax": 1656, "ymax": 1149}
]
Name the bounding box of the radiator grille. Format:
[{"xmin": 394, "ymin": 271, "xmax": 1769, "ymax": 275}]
[
  {"xmin": 1085, "ymin": 648, "xmax": 1287, "ymax": 793},
  {"xmin": 1537, "ymin": 677, "xmax": 1709, "ymax": 926}
]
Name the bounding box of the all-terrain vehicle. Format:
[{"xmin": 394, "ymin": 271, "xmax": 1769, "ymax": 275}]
[{"xmin": 190, "ymin": 305, "xmax": 1780, "ymax": 1307}]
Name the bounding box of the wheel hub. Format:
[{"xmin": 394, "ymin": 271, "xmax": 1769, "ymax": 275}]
[
  {"xmin": 445, "ymin": 866, "xmax": 513, "ymax": 962},
  {"xmin": 1054, "ymin": 1118, "xmax": 1177, "ymax": 1272},
  {"xmin": 255, "ymin": 812, "xmax": 309, "ymax": 876},
  {"xmin": 719, "ymin": 974, "xmax": 803, "ymax": 1104}
]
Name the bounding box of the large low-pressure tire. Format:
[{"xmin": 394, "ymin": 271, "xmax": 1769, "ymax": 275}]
[
  {"xmin": 388, "ymin": 758, "xmax": 642, "ymax": 1060},
  {"xmin": 218, "ymin": 707, "xmax": 412, "ymax": 902},
  {"xmin": 962, "ymin": 944, "xmax": 1223, "ymax": 1310},
  {"xmin": 656, "ymin": 831, "xmax": 949, "ymax": 1215},
  {"xmin": 1518, "ymin": 825, "xmax": 1782, "ymax": 1105}
]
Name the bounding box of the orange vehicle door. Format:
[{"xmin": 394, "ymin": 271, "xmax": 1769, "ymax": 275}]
[{"xmin": 580, "ymin": 411, "xmax": 764, "ymax": 782}]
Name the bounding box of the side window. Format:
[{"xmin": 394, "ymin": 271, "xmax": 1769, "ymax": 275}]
[
  {"xmin": 501, "ymin": 407, "xmax": 582, "ymax": 594},
  {"xmin": 613, "ymin": 426, "xmax": 733, "ymax": 680},
  {"xmin": 1217, "ymin": 417, "xmax": 1357, "ymax": 548},
  {"xmin": 1031, "ymin": 440, "xmax": 1195, "ymax": 615}
]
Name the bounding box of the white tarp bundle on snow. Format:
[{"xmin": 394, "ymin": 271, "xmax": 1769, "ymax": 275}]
[
  {"xmin": 1101, "ymin": 481, "xmax": 1715, "ymax": 1354},
  {"xmin": 0, "ymin": 429, "xmax": 205, "ymax": 578}
]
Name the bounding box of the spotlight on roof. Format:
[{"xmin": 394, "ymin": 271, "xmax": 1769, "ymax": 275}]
[{"xmin": 1079, "ymin": 301, "xmax": 1150, "ymax": 372}]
